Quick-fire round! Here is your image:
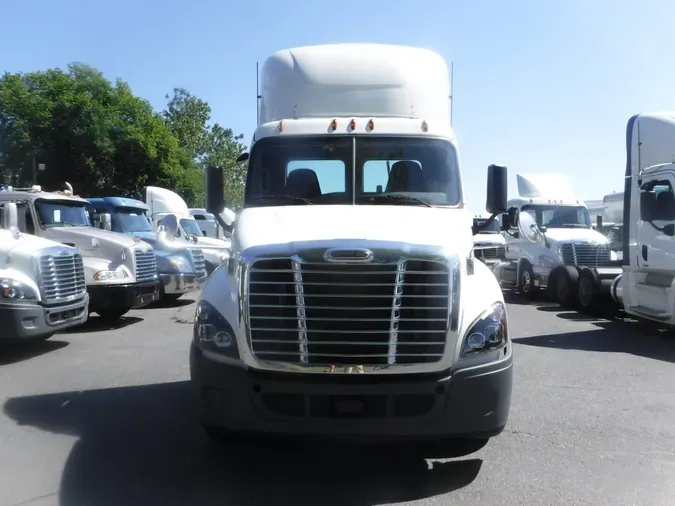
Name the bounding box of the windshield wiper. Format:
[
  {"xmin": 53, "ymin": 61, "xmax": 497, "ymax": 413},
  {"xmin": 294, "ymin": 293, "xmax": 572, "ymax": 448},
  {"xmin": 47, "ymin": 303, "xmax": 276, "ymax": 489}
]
[
  {"xmin": 358, "ymin": 194, "xmax": 432, "ymax": 207},
  {"xmin": 251, "ymin": 193, "xmax": 315, "ymax": 205}
]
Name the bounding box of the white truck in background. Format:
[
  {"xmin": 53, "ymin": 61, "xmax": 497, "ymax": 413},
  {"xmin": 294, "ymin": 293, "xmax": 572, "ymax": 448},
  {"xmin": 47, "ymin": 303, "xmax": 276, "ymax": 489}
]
[
  {"xmin": 472, "ymin": 213, "xmax": 506, "ymax": 266},
  {"xmin": 145, "ymin": 186, "xmax": 231, "ymax": 274},
  {"xmin": 492, "ymin": 173, "xmax": 621, "ymax": 310},
  {"xmin": 189, "ymin": 207, "xmax": 236, "ymax": 240},
  {"xmin": 610, "ymin": 111, "xmax": 675, "ymax": 325},
  {"xmin": 192, "ymin": 43, "xmax": 513, "ymax": 447},
  {"xmin": 0, "ymin": 202, "xmax": 89, "ymax": 342},
  {"xmin": 597, "ymin": 191, "xmax": 624, "ymax": 260}
]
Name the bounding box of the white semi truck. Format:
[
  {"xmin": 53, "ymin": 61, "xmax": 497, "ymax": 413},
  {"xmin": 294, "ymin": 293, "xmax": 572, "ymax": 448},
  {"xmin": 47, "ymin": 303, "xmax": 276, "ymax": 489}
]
[
  {"xmin": 492, "ymin": 173, "xmax": 621, "ymax": 310},
  {"xmin": 610, "ymin": 111, "xmax": 675, "ymax": 325},
  {"xmin": 472, "ymin": 213, "xmax": 506, "ymax": 267},
  {"xmin": 0, "ymin": 202, "xmax": 89, "ymax": 342},
  {"xmin": 191, "ymin": 43, "xmax": 513, "ymax": 446}
]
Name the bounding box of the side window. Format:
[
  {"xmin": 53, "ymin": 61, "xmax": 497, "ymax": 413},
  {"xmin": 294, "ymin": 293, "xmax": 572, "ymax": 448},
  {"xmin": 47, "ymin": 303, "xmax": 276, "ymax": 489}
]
[
  {"xmin": 640, "ymin": 180, "xmax": 675, "ymax": 222},
  {"xmin": 286, "ymin": 160, "xmax": 346, "ymax": 195},
  {"xmin": 362, "ymin": 160, "xmax": 422, "ymax": 193}
]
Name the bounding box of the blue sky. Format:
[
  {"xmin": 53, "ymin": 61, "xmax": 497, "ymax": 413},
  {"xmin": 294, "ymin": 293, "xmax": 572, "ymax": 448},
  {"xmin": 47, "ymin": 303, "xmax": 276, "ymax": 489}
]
[{"xmin": 2, "ymin": 0, "xmax": 674, "ymax": 211}]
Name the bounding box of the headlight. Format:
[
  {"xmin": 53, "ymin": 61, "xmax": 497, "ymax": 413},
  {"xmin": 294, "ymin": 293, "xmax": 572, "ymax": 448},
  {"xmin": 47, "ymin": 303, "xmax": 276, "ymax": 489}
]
[
  {"xmin": 93, "ymin": 269, "xmax": 128, "ymax": 281},
  {"xmin": 169, "ymin": 257, "xmax": 188, "ymax": 270},
  {"xmin": 460, "ymin": 302, "xmax": 508, "ymax": 357},
  {"xmin": 193, "ymin": 300, "xmax": 239, "ymax": 358},
  {"xmin": 538, "ymin": 255, "xmax": 558, "ymax": 268},
  {"xmin": 0, "ymin": 278, "xmax": 38, "ymax": 302}
]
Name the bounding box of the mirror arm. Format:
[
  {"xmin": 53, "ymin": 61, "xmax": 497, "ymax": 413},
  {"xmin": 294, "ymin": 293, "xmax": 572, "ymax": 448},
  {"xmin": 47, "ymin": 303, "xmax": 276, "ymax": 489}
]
[{"xmin": 214, "ymin": 214, "xmax": 232, "ymax": 234}]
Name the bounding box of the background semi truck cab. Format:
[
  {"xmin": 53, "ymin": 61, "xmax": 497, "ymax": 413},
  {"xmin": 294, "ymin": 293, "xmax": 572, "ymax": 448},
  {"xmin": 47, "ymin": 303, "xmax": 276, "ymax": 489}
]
[
  {"xmin": 191, "ymin": 43, "xmax": 513, "ymax": 444},
  {"xmin": 145, "ymin": 186, "xmax": 231, "ymax": 274},
  {"xmin": 472, "ymin": 213, "xmax": 506, "ymax": 266},
  {"xmin": 85, "ymin": 196, "xmax": 208, "ymax": 302},
  {"xmin": 0, "ymin": 185, "xmax": 160, "ymax": 320},
  {"xmin": 0, "ymin": 202, "xmax": 89, "ymax": 341}
]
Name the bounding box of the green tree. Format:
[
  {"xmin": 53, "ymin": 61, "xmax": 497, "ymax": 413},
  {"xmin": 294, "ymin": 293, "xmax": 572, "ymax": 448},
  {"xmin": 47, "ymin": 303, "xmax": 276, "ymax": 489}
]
[
  {"xmin": 163, "ymin": 88, "xmax": 211, "ymax": 161},
  {"xmin": 0, "ymin": 63, "xmax": 203, "ymax": 202}
]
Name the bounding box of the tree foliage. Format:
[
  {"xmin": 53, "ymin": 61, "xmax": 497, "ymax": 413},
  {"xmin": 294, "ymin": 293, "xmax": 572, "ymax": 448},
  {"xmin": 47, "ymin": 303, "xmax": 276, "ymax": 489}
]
[{"xmin": 0, "ymin": 64, "xmax": 245, "ymax": 207}]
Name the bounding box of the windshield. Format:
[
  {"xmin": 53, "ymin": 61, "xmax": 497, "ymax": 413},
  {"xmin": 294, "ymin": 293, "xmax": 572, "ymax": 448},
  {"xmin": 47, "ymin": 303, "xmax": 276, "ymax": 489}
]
[
  {"xmin": 521, "ymin": 204, "xmax": 591, "ymax": 229},
  {"xmin": 116, "ymin": 207, "xmax": 153, "ymax": 232},
  {"xmin": 180, "ymin": 218, "xmax": 203, "ymax": 237},
  {"xmin": 36, "ymin": 200, "xmax": 91, "ymax": 227},
  {"xmin": 245, "ymin": 136, "xmax": 461, "ymax": 207},
  {"xmin": 474, "ymin": 218, "xmax": 501, "ymax": 233}
]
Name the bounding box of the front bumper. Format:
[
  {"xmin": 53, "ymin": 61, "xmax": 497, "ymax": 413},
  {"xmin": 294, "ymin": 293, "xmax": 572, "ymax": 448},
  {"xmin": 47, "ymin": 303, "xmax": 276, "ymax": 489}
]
[
  {"xmin": 0, "ymin": 295, "xmax": 89, "ymax": 341},
  {"xmin": 88, "ymin": 280, "xmax": 160, "ymax": 312},
  {"xmin": 190, "ymin": 345, "xmax": 513, "ymax": 440},
  {"xmin": 160, "ymin": 272, "xmax": 208, "ymax": 295}
]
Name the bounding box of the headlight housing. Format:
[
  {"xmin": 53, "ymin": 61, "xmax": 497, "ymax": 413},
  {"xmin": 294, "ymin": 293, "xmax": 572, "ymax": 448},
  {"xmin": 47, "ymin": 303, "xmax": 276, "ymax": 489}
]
[
  {"xmin": 0, "ymin": 278, "xmax": 38, "ymax": 303},
  {"xmin": 93, "ymin": 269, "xmax": 128, "ymax": 281},
  {"xmin": 538, "ymin": 255, "xmax": 558, "ymax": 268},
  {"xmin": 460, "ymin": 302, "xmax": 508, "ymax": 357},
  {"xmin": 193, "ymin": 300, "xmax": 239, "ymax": 358}
]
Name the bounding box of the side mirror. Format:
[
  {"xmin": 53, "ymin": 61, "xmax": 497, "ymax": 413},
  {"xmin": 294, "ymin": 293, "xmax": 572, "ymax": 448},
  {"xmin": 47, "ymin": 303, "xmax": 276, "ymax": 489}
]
[
  {"xmin": 486, "ymin": 164, "xmax": 508, "ymax": 214},
  {"xmin": 508, "ymin": 207, "xmax": 519, "ymax": 228},
  {"xmin": 205, "ymin": 165, "xmax": 226, "ymax": 215},
  {"xmin": 640, "ymin": 191, "xmax": 655, "ymax": 222},
  {"xmin": 157, "ymin": 214, "xmax": 178, "ymax": 238},
  {"xmin": 100, "ymin": 213, "xmax": 112, "ymax": 231},
  {"xmin": 665, "ymin": 224, "xmax": 675, "ymax": 237},
  {"xmin": 236, "ymin": 152, "xmax": 249, "ymax": 164},
  {"xmin": 202, "ymin": 230, "xmax": 207, "ymax": 236},
  {"xmin": 2, "ymin": 202, "xmax": 20, "ymax": 239}
]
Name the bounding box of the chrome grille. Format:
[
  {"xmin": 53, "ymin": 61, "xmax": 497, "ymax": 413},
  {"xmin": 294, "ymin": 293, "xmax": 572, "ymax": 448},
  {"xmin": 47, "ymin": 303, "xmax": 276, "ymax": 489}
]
[
  {"xmin": 190, "ymin": 248, "xmax": 207, "ymax": 276},
  {"xmin": 474, "ymin": 244, "xmax": 505, "ymax": 261},
  {"xmin": 248, "ymin": 258, "xmax": 450, "ymax": 366},
  {"xmin": 134, "ymin": 248, "xmax": 158, "ymax": 282},
  {"xmin": 561, "ymin": 243, "xmax": 611, "ymax": 267},
  {"xmin": 40, "ymin": 251, "xmax": 86, "ymax": 304}
]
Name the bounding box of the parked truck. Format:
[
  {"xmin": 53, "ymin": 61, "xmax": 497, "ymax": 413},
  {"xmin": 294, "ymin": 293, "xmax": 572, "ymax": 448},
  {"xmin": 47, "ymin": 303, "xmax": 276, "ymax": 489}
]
[
  {"xmin": 472, "ymin": 213, "xmax": 506, "ymax": 267},
  {"xmin": 191, "ymin": 43, "xmax": 513, "ymax": 447},
  {"xmin": 85, "ymin": 197, "xmax": 208, "ymax": 302},
  {"xmin": 610, "ymin": 111, "xmax": 675, "ymax": 325},
  {"xmin": 0, "ymin": 202, "xmax": 89, "ymax": 342},
  {"xmin": 492, "ymin": 173, "xmax": 621, "ymax": 311},
  {"xmin": 0, "ymin": 184, "xmax": 160, "ymax": 320},
  {"xmin": 145, "ymin": 186, "xmax": 231, "ymax": 274}
]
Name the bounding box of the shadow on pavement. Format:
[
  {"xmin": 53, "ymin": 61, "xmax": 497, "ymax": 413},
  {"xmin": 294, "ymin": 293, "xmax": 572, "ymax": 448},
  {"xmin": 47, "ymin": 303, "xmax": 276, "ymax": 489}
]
[
  {"xmin": 4, "ymin": 381, "xmax": 482, "ymax": 506},
  {"xmin": 60, "ymin": 316, "xmax": 143, "ymax": 334},
  {"xmin": 0, "ymin": 339, "xmax": 69, "ymax": 366},
  {"xmin": 139, "ymin": 298, "xmax": 195, "ymax": 310},
  {"xmin": 514, "ymin": 319, "xmax": 675, "ymax": 363}
]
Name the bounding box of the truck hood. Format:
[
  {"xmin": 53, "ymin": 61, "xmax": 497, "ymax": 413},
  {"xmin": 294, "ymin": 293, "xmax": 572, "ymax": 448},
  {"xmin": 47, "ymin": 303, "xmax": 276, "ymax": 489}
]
[
  {"xmin": 42, "ymin": 226, "xmax": 141, "ymax": 256},
  {"xmin": 473, "ymin": 233, "xmax": 505, "ymax": 245},
  {"xmin": 1, "ymin": 229, "xmax": 74, "ymax": 255},
  {"xmin": 235, "ymin": 205, "xmax": 473, "ymax": 253},
  {"xmin": 542, "ymin": 227, "xmax": 609, "ymax": 244},
  {"xmin": 196, "ymin": 236, "xmax": 231, "ymax": 250}
]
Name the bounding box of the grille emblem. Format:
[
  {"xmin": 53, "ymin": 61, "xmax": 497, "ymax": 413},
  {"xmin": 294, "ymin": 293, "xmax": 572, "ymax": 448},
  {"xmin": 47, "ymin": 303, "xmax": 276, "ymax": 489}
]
[{"xmin": 324, "ymin": 248, "xmax": 374, "ymax": 263}]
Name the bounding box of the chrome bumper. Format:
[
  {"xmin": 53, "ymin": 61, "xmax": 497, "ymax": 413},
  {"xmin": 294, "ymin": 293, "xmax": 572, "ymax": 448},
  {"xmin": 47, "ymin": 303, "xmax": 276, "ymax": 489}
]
[{"xmin": 160, "ymin": 272, "xmax": 207, "ymax": 295}]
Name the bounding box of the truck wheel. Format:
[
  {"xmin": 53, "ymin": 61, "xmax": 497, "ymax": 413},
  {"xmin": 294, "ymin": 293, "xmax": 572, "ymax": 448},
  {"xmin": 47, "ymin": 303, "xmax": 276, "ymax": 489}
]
[
  {"xmin": 555, "ymin": 268, "xmax": 579, "ymax": 309},
  {"xmin": 96, "ymin": 307, "xmax": 130, "ymax": 321},
  {"xmin": 518, "ymin": 263, "xmax": 537, "ymax": 298},
  {"xmin": 577, "ymin": 270, "xmax": 598, "ymax": 314}
]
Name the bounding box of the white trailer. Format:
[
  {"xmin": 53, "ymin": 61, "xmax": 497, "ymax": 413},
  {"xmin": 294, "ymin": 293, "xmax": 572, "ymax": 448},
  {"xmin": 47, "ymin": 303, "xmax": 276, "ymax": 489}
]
[{"xmin": 192, "ymin": 43, "xmax": 513, "ymax": 447}]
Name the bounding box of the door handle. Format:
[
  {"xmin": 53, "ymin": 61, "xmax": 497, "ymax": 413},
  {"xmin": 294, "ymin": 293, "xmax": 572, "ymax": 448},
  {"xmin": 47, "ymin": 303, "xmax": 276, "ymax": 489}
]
[{"xmin": 642, "ymin": 245, "xmax": 648, "ymax": 261}]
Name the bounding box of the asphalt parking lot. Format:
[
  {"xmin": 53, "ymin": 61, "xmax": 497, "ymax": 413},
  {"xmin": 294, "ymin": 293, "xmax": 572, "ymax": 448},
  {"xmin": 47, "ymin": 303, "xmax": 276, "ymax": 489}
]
[{"xmin": 0, "ymin": 293, "xmax": 674, "ymax": 506}]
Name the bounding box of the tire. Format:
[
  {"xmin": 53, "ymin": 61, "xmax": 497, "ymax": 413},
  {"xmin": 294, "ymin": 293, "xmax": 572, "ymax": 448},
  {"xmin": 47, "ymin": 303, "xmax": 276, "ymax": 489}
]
[
  {"xmin": 518, "ymin": 263, "xmax": 538, "ymax": 298},
  {"xmin": 555, "ymin": 268, "xmax": 579, "ymax": 309},
  {"xmin": 96, "ymin": 307, "xmax": 131, "ymax": 321},
  {"xmin": 577, "ymin": 270, "xmax": 598, "ymax": 314}
]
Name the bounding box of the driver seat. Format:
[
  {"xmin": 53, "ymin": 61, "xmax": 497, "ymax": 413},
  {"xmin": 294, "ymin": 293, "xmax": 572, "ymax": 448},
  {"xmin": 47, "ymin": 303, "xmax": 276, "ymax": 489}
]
[
  {"xmin": 286, "ymin": 169, "xmax": 322, "ymax": 199},
  {"xmin": 385, "ymin": 161, "xmax": 425, "ymax": 193}
]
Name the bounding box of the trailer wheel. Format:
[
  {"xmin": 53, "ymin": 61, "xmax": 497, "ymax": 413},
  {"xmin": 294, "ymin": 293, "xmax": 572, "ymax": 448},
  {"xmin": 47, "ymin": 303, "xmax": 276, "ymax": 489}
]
[
  {"xmin": 555, "ymin": 267, "xmax": 579, "ymax": 309},
  {"xmin": 518, "ymin": 263, "xmax": 537, "ymax": 299}
]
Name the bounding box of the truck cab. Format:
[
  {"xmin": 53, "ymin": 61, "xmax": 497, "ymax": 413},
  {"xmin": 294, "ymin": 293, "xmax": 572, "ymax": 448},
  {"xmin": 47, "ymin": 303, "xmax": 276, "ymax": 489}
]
[
  {"xmin": 492, "ymin": 173, "xmax": 620, "ymax": 307},
  {"xmin": 0, "ymin": 202, "xmax": 89, "ymax": 342},
  {"xmin": 472, "ymin": 213, "xmax": 506, "ymax": 266},
  {"xmin": 611, "ymin": 111, "xmax": 675, "ymax": 325},
  {"xmin": 85, "ymin": 197, "xmax": 209, "ymax": 302},
  {"xmin": 145, "ymin": 186, "xmax": 231, "ymax": 274},
  {"xmin": 191, "ymin": 43, "xmax": 512, "ymax": 446},
  {"xmin": 0, "ymin": 184, "xmax": 160, "ymax": 320}
]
